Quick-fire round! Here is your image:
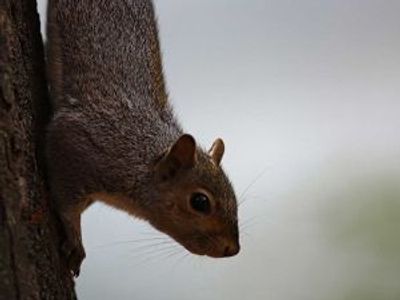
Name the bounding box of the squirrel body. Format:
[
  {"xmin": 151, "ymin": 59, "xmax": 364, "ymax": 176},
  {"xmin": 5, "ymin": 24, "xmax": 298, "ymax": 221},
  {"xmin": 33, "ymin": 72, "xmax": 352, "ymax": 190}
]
[{"xmin": 46, "ymin": 0, "xmax": 239, "ymax": 276}]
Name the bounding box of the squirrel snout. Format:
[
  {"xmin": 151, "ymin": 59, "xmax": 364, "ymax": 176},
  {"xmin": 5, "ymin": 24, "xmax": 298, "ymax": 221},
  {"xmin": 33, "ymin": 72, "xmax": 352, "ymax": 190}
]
[{"xmin": 222, "ymin": 240, "xmax": 240, "ymax": 257}]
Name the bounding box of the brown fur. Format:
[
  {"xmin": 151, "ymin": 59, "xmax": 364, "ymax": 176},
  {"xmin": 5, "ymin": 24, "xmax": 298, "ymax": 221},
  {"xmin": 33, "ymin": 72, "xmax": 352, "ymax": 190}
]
[{"xmin": 46, "ymin": 0, "xmax": 239, "ymax": 276}]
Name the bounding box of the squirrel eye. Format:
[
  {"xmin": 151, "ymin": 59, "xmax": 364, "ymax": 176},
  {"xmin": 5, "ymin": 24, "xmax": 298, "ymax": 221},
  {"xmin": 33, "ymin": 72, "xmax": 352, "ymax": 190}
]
[{"xmin": 190, "ymin": 193, "xmax": 211, "ymax": 214}]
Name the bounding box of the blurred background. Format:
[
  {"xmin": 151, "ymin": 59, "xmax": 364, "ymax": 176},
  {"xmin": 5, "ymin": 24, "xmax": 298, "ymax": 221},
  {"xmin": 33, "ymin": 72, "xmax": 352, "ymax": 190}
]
[{"xmin": 38, "ymin": 1, "xmax": 400, "ymax": 299}]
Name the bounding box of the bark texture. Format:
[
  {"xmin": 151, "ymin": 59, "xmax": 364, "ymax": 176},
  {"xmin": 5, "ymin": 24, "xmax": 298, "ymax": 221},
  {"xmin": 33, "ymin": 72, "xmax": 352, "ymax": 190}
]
[{"xmin": 0, "ymin": 0, "xmax": 76, "ymax": 299}]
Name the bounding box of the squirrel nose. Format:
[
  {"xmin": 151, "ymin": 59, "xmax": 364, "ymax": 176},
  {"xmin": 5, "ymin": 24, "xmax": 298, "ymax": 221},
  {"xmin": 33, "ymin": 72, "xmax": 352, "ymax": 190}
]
[{"xmin": 223, "ymin": 241, "xmax": 240, "ymax": 257}]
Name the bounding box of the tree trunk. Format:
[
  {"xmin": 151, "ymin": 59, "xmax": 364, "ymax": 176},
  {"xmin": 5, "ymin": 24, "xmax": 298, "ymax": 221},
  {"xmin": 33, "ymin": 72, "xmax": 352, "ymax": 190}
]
[{"xmin": 0, "ymin": 0, "xmax": 76, "ymax": 299}]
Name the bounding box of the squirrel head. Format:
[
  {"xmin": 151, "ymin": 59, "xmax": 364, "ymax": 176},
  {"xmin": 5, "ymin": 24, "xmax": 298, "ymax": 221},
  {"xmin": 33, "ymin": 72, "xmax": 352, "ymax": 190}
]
[{"xmin": 146, "ymin": 134, "xmax": 240, "ymax": 258}]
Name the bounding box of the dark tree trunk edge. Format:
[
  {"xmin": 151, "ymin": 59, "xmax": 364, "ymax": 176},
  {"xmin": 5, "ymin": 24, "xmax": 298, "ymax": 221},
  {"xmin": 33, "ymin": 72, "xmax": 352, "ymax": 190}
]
[{"xmin": 0, "ymin": 0, "xmax": 76, "ymax": 299}]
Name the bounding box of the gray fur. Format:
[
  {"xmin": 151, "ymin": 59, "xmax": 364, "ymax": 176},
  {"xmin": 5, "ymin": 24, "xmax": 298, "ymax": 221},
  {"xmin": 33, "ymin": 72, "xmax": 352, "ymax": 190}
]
[
  {"xmin": 46, "ymin": 0, "xmax": 239, "ymax": 276},
  {"xmin": 47, "ymin": 0, "xmax": 182, "ymax": 203}
]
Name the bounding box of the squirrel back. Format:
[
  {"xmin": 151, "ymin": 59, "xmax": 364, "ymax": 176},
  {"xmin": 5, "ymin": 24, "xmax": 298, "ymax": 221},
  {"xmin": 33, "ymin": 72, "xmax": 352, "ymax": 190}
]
[{"xmin": 47, "ymin": 0, "xmax": 167, "ymax": 111}]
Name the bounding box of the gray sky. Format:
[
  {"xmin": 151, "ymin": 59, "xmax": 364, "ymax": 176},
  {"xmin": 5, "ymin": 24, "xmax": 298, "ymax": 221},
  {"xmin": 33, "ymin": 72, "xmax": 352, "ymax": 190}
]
[{"xmin": 38, "ymin": 1, "xmax": 400, "ymax": 299}]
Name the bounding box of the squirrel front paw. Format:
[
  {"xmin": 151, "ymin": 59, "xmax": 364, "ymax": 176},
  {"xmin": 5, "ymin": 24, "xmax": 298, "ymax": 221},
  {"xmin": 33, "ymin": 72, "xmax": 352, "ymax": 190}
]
[{"xmin": 62, "ymin": 237, "xmax": 86, "ymax": 277}]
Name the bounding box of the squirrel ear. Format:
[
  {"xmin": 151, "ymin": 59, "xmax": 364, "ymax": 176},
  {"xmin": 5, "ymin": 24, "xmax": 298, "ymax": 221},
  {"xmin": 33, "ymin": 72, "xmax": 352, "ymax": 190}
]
[
  {"xmin": 208, "ymin": 138, "xmax": 225, "ymax": 165},
  {"xmin": 156, "ymin": 134, "xmax": 197, "ymax": 179},
  {"xmin": 167, "ymin": 134, "xmax": 197, "ymax": 168}
]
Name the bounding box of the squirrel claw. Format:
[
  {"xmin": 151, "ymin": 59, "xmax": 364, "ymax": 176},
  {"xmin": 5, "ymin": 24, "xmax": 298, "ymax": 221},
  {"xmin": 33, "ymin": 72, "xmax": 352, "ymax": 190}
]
[{"xmin": 61, "ymin": 239, "xmax": 85, "ymax": 277}]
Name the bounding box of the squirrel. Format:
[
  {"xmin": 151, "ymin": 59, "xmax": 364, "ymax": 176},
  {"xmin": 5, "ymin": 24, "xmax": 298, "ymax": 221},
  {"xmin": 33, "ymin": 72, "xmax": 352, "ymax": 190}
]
[{"xmin": 45, "ymin": 0, "xmax": 240, "ymax": 276}]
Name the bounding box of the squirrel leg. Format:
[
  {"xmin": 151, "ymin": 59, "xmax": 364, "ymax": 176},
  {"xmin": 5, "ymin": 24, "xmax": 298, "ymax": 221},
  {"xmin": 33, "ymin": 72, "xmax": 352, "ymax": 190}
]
[{"xmin": 59, "ymin": 205, "xmax": 86, "ymax": 277}]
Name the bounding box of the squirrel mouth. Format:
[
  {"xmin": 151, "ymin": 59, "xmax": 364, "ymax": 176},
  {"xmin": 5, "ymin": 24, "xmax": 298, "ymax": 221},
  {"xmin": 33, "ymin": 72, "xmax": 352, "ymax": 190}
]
[
  {"xmin": 179, "ymin": 235, "xmax": 240, "ymax": 258},
  {"xmin": 173, "ymin": 235, "xmax": 210, "ymax": 257},
  {"xmin": 181, "ymin": 243, "xmax": 208, "ymax": 256}
]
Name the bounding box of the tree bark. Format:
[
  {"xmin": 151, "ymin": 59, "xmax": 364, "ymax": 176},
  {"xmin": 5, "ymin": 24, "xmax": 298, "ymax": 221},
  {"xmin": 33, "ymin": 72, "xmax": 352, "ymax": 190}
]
[{"xmin": 0, "ymin": 0, "xmax": 76, "ymax": 299}]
